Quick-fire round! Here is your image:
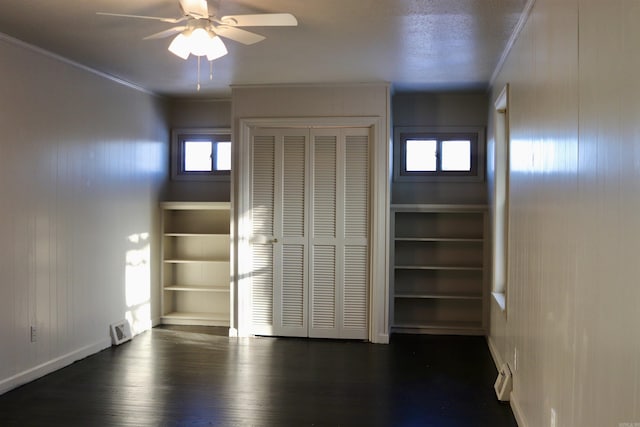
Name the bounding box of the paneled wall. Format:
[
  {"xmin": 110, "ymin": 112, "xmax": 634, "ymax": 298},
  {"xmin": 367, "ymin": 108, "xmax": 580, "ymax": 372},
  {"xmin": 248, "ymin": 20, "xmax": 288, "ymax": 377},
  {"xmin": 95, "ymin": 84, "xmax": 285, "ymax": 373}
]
[
  {"xmin": 488, "ymin": 0, "xmax": 640, "ymax": 426},
  {"xmin": 0, "ymin": 36, "xmax": 168, "ymax": 393}
]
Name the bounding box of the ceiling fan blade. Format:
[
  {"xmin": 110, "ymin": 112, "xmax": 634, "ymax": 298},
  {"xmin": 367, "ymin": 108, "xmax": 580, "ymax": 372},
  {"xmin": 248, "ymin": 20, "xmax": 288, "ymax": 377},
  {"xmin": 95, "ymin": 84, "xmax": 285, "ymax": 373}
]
[
  {"xmin": 144, "ymin": 26, "xmax": 187, "ymax": 40},
  {"xmin": 219, "ymin": 13, "xmax": 298, "ymax": 27},
  {"xmin": 215, "ymin": 26, "xmax": 265, "ymax": 45},
  {"xmin": 178, "ymin": 0, "xmax": 210, "ymax": 19},
  {"xmin": 96, "ymin": 12, "xmax": 185, "ymax": 24}
]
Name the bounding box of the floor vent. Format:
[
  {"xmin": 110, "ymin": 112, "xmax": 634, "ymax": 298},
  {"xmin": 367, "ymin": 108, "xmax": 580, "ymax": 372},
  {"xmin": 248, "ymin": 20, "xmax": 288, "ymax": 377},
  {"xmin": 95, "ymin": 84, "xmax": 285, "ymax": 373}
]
[
  {"xmin": 494, "ymin": 363, "xmax": 513, "ymax": 401},
  {"xmin": 110, "ymin": 319, "xmax": 132, "ymax": 345}
]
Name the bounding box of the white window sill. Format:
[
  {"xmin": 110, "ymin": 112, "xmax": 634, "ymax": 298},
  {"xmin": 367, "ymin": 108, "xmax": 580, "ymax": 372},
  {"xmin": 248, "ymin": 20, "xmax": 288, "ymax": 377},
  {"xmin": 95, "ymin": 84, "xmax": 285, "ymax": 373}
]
[{"xmin": 492, "ymin": 292, "xmax": 506, "ymax": 312}]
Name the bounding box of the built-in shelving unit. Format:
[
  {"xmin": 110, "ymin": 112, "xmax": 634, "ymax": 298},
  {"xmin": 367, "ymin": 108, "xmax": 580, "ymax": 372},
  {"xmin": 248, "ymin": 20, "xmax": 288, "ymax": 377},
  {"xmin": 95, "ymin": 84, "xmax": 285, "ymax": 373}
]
[
  {"xmin": 391, "ymin": 204, "xmax": 488, "ymax": 335},
  {"xmin": 160, "ymin": 202, "xmax": 230, "ymax": 326}
]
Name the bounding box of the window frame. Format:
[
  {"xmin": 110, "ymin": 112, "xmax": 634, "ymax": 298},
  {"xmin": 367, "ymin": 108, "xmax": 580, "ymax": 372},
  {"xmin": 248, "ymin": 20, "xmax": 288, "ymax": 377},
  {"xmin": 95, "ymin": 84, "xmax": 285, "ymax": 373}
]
[
  {"xmin": 171, "ymin": 128, "xmax": 231, "ymax": 181},
  {"xmin": 492, "ymin": 84, "xmax": 510, "ymax": 313},
  {"xmin": 393, "ymin": 126, "xmax": 485, "ymax": 182}
]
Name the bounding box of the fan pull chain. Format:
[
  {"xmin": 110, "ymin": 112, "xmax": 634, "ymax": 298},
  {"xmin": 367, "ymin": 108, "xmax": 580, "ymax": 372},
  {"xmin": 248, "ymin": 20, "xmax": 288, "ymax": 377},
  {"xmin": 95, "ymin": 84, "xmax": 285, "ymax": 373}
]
[
  {"xmin": 197, "ymin": 56, "xmax": 201, "ymax": 91},
  {"xmin": 209, "ymin": 61, "xmax": 213, "ymax": 80}
]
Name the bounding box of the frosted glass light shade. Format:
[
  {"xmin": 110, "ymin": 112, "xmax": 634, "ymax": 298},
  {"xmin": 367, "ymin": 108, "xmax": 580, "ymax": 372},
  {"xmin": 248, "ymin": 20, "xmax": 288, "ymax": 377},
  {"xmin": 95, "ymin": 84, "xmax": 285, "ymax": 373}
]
[
  {"xmin": 205, "ymin": 36, "xmax": 228, "ymax": 61},
  {"xmin": 189, "ymin": 28, "xmax": 211, "ymax": 56},
  {"xmin": 168, "ymin": 29, "xmax": 228, "ymax": 61},
  {"xmin": 168, "ymin": 33, "xmax": 191, "ymax": 59}
]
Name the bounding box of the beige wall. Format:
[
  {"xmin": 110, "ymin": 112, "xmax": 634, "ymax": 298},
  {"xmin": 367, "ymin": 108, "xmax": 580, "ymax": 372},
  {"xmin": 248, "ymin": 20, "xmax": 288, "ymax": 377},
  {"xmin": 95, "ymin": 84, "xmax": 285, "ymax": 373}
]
[
  {"xmin": 163, "ymin": 98, "xmax": 232, "ymax": 202},
  {"xmin": 0, "ymin": 37, "xmax": 168, "ymax": 393},
  {"xmin": 392, "ymin": 92, "xmax": 488, "ymax": 205},
  {"xmin": 488, "ymin": 0, "xmax": 640, "ymax": 426},
  {"xmin": 232, "ymin": 84, "xmax": 390, "ymax": 120}
]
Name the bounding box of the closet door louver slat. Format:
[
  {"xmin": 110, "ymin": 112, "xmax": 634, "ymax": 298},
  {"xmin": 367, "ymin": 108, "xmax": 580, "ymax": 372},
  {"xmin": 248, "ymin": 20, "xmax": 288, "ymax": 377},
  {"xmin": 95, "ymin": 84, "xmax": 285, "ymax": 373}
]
[
  {"xmin": 251, "ymin": 135, "xmax": 276, "ymax": 335},
  {"xmin": 345, "ymin": 134, "xmax": 369, "ymax": 239},
  {"xmin": 252, "ymin": 135, "xmax": 275, "ymax": 237},
  {"xmin": 343, "ymin": 246, "xmax": 368, "ymax": 332},
  {"xmin": 282, "ymin": 135, "xmax": 306, "ymax": 238},
  {"xmin": 312, "ymin": 135, "xmax": 337, "ymax": 239},
  {"xmin": 281, "ymin": 244, "xmax": 305, "ymax": 328},
  {"xmin": 311, "ymin": 245, "xmax": 337, "ymax": 330},
  {"xmin": 251, "ymin": 244, "xmax": 274, "ymax": 330},
  {"xmin": 340, "ymin": 130, "xmax": 370, "ymax": 339},
  {"xmin": 275, "ymin": 133, "xmax": 309, "ymax": 336}
]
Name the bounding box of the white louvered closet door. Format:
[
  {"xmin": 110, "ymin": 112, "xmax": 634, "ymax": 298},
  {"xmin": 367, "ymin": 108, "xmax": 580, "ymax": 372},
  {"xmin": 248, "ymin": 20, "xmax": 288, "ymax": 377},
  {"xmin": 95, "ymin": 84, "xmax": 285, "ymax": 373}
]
[
  {"xmin": 250, "ymin": 129, "xmax": 309, "ymax": 337},
  {"xmin": 250, "ymin": 126, "xmax": 369, "ymax": 339},
  {"xmin": 309, "ymin": 128, "xmax": 369, "ymax": 339}
]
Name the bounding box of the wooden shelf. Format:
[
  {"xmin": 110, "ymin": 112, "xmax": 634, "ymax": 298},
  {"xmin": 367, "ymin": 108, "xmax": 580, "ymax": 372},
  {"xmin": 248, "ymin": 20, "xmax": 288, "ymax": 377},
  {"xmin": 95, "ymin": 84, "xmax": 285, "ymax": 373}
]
[
  {"xmin": 393, "ymin": 320, "xmax": 483, "ymax": 329},
  {"xmin": 395, "ymin": 237, "xmax": 484, "ymax": 243},
  {"xmin": 392, "ymin": 320, "xmax": 484, "ymax": 335},
  {"xmin": 161, "ymin": 311, "xmax": 230, "ymax": 327},
  {"xmin": 164, "ymin": 233, "xmax": 229, "ymax": 237},
  {"xmin": 164, "ymin": 259, "xmax": 229, "ymax": 264},
  {"xmin": 395, "ymin": 293, "xmax": 482, "ymax": 300},
  {"xmin": 391, "ymin": 206, "xmax": 488, "ymax": 335},
  {"xmin": 161, "ymin": 202, "xmax": 231, "ymax": 328},
  {"xmin": 164, "ymin": 285, "xmax": 230, "ymax": 293},
  {"xmin": 391, "ymin": 204, "xmax": 488, "ymax": 211},
  {"xmin": 395, "ymin": 265, "xmax": 483, "ymax": 271}
]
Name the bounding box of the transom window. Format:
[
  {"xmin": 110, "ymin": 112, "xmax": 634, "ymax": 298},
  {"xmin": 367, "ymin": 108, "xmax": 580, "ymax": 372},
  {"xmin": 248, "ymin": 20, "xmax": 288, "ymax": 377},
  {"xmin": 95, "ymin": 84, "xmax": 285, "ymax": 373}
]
[
  {"xmin": 405, "ymin": 138, "xmax": 473, "ymax": 172},
  {"xmin": 171, "ymin": 128, "xmax": 231, "ymax": 181},
  {"xmin": 394, "ymin": 127, "xmax": 485, "ymax": 182}
]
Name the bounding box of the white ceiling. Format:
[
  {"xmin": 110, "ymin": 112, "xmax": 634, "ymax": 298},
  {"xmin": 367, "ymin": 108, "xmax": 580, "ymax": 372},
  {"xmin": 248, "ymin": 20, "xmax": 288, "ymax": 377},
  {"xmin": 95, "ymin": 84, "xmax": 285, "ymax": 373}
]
[{"xmin": 0, "ymin": 0, "xmax": 527, "ymax": 98}]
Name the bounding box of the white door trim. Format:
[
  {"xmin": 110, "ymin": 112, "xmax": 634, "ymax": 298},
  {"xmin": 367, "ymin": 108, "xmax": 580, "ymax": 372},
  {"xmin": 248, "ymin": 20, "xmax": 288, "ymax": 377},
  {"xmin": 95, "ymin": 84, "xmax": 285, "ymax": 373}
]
[{"xmin": 234, "ymin": 116, "xmax": 390, "ymax": 343}]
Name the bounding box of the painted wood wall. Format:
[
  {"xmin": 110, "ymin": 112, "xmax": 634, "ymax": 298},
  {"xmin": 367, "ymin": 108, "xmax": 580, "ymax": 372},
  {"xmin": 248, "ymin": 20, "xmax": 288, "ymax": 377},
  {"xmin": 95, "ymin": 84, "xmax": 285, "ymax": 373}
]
[
  {"xmin": 0, "ymin": 37, "xmax": 168, "ymax": 393},
  {"xmin": 488, "ymin": 0, "xmax": 640, "ymax": 426}
]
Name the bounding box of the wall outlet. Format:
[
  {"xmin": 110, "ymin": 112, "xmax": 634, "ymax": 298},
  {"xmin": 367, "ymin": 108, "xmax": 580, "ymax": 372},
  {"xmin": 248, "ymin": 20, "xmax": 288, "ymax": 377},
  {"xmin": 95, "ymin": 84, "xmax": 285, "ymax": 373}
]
[
  {"xmin": 30, "ymin": 326, "xmax": 37, "ymax": 343},
  {"xmin": 514, "ymin": 347, "xmax": 518, "ymax": 372},
  {"xmin": 550, "ymin": 408, "xmax": 557, "ymax": 427}
]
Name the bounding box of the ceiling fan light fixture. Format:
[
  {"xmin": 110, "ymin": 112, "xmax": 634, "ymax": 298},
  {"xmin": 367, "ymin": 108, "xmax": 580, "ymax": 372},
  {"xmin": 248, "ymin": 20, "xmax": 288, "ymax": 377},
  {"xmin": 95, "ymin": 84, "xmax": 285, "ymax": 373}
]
[
  {"xmin": 168, "ymin": 28, "xmax": 227, "ymax": 61},
  {"xmin": 205, "ymin": 36, "xmax": 228, "ymax": 61},
  {"xmin": 189, "ymin": 27, "xmax": 213, "ymax": 56},
  {"xmin": 168, "ymin": 33, "xmax": 191, "ymax": 59}
]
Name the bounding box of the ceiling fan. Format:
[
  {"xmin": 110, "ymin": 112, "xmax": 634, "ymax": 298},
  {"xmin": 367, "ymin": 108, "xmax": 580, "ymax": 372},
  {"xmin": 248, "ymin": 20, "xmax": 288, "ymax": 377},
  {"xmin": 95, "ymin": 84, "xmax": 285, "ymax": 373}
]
[{"xmin": 97, "ymin": 0, "xmax": 298, "ymax": 61}]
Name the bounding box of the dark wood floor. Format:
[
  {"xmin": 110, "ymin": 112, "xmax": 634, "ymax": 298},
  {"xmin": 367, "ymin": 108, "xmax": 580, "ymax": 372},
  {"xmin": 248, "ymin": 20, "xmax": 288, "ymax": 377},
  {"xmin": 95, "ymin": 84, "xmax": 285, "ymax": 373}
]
[{"xmin": 0, "ymin": 327, "xmax": 518, "ymax": 426}]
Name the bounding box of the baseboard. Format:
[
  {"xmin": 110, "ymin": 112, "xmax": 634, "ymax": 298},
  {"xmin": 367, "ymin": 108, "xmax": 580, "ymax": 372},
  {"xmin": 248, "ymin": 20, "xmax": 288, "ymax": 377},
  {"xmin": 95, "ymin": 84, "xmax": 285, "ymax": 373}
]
[
  {"xmin": 486, "ymin": 336, "xmax": 504, "ymax": 371},
  {"xmin": 372, "ymin": 332, "xmax": 389, "ymax": 344},
  {"xmin": 510, "ymin": 391, "xmax": 528, "ymax": 427},
  {"xmin": 0, "ymin": 338, "xmax": 111, "ymax": 395}
]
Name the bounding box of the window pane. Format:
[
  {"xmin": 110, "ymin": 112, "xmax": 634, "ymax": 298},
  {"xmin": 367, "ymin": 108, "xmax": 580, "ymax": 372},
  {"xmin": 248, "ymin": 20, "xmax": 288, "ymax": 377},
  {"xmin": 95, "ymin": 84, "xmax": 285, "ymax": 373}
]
[
  {"xmin": 406, "ymin": 140, "xmax": 437, "ymax": 171},
  {"xmin": 184, "ymin": 141, "xmax": 212, "ymax": 171},
  {"xmin": 441, "ymin": 140, "xmax": 471, "ymax": 171},
  {"xmin": 216, "ymin": 142, "xmax": 231, "ymax": 171}
]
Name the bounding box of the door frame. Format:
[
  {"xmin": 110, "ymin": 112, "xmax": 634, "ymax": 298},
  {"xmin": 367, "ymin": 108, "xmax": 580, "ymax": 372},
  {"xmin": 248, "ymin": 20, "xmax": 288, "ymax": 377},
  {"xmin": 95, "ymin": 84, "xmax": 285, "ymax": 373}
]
[{"xmin": 233, "ymin": 116, "xmax": 390, "ymax": 343}]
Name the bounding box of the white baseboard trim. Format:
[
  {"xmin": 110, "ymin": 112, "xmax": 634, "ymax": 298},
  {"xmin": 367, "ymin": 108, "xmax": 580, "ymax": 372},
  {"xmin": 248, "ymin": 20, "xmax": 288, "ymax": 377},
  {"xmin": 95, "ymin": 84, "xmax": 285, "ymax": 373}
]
[
  {"xmin": 373, "ymin": 333, "xmax": 389, "ymax": 344},
  {"xmin": 0, "ymin": 338, "xmax": 111, "ymax": 395},
  {"xmin": 510, "ymin": 391, "xmax": 528, "ymax": 427},
  {"xmin": 486, "ymin": 336, "xmax": 504, "ymax": 371}
]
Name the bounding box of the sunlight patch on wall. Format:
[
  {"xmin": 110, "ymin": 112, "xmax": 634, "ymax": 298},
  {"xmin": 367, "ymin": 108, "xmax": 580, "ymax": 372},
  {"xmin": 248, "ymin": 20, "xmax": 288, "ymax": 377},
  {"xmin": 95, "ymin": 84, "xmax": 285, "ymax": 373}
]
[
  {"xmin": 125, "ymin": 232, "xmax": 151, "ymax": 334},
  {"xmin": 510, "ymin": 138, "xmax": 557, "ymax": 173}
]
